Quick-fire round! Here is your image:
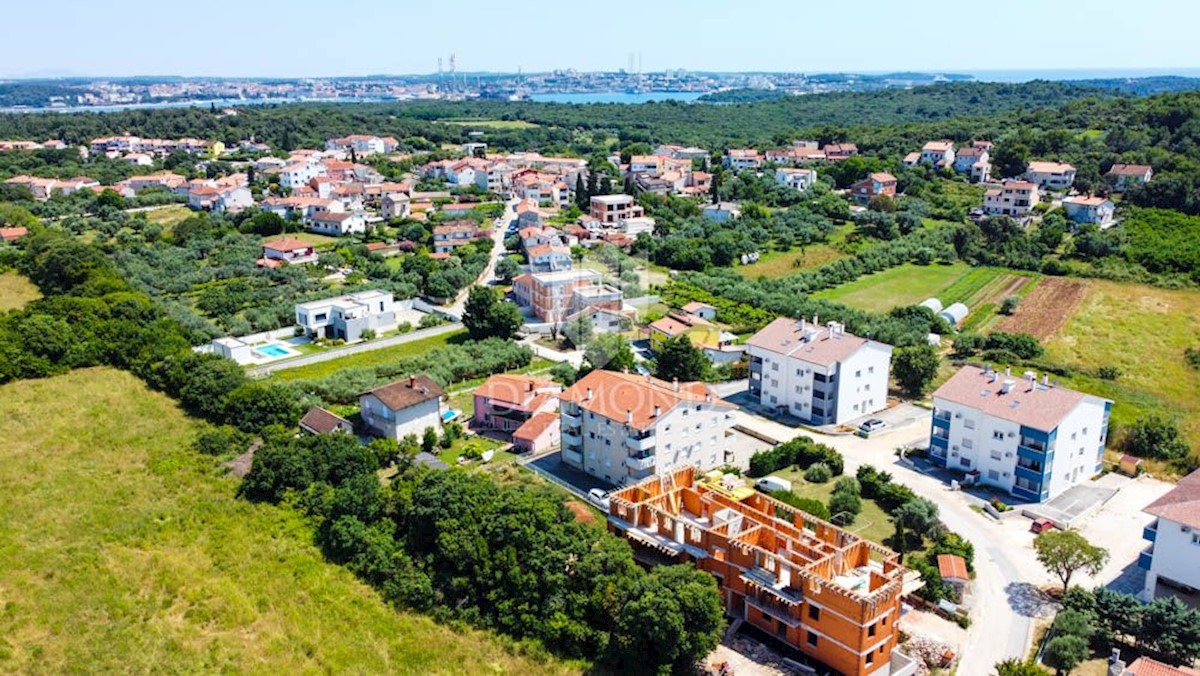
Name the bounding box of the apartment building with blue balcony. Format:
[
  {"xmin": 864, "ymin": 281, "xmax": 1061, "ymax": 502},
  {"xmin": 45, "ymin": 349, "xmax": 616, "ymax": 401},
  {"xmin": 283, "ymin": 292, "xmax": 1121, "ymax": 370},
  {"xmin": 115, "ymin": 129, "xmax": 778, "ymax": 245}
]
[{"xmin": 929, "ymin": 365, "xmax": 1111, "ymax": 503}]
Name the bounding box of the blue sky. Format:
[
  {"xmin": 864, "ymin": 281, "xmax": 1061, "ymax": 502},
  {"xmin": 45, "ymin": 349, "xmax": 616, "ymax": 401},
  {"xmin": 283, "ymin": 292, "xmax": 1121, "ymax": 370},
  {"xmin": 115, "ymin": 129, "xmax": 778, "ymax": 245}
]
[{"xmin": 2, "ymin": 0, "xmax": 1196, "ymax": 78}]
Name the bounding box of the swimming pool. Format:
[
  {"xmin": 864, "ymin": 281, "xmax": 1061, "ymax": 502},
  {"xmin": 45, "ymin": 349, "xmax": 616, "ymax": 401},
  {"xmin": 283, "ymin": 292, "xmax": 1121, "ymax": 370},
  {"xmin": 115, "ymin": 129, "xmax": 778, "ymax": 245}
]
[{"xmin": 255, "ymin": 344, "xmax": 291, "ymax": 358}]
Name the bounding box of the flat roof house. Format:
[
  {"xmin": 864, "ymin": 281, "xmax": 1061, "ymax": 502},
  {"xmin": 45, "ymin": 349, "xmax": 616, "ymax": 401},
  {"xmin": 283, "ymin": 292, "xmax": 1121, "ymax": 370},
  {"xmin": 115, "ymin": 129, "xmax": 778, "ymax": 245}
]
[
  {"xmin": 747, "ymin": 316, "xmax": 892, "ymax": 425},
  {"xmin": 589, "ymin": 194, "xmax": 644, "ymax": 225},
  {"xmin": 295, "ymin": 289, "xmax": 396, "ymax": 341},
  {"xmin": 929, "ymin": 365, "xmax": 1111, "ymax": 503},
  {"xmin": 607, "ymin": 467, "xmax": 912, "ymax": 676},
  {"xmin": 361, "ymin": 374, "xmax": 444, "ymax": 442},
  {"xmin": 559, "ymin": 370, "xmax": 735, "ymax": 486},
  {"xmin": 1138, "ymin": 469, "xmax": 1200, "ymax": 601}
]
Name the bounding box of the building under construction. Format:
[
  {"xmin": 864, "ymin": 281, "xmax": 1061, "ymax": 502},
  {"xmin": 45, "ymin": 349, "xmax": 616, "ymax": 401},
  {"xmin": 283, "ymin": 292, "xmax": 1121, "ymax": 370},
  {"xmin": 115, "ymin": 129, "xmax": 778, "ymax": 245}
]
[{"xmin": 607, "ymin": 467, "xmax": 918, "ymax": 676}]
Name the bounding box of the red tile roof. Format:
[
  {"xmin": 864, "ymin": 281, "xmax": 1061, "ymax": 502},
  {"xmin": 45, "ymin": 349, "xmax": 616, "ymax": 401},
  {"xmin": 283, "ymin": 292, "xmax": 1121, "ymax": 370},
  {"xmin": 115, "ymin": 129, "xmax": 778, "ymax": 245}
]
[
  {"xmin": 475, "ymin": 374, "xmax": 558, "ymax": 407},
  {"xmin": 0, "ymin": 227, "xmax": 29, "ymax": 241},
  {"xmin": 263, "ymin": 238, "xmax": 312, "ymax": 252},
  {"xmin": 365, "ymin": 374, "xmax": 444, "ymax": 411},
  {"xmin": 514, "ymin": 411, "xmax": 559, "ymax": 442},
  {"xmin": 560, "ymin": 370, "xmax": 731, "ymax": 431},
  {"xmin": 936, "ymin": 554, "xmax": 969, "ymax": 581},
  {"xmin": 299, "ymin": 406, "xmax": 352, "ymax": 434},
  {"xmin": 1127, "ymin": 657, "xmax": 1198, "ymax": 676},
  {"xmin": 1144, "ymin": 470, "xmax": 1200, "ymax": 530}
]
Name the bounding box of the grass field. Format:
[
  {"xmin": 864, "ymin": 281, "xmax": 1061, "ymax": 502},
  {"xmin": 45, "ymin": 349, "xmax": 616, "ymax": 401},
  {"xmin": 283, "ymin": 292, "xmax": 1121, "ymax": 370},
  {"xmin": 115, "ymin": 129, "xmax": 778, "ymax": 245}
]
[
  {"xmin": 0, "ymin": 368, "xmax": 575, "ymax": 674},
  {"xmin": 815, "ymin": 262, "xmax": 969, "ymax": 313},
  {"xmin": 737, "ymin": 224, "xmax": 854, "ymax": 279},
  {"xmin": 0, "ymin": 271, "xmax": 39, "ymax": 311},
  {"xmin": 141, "ymin": 204, "xmax": 192, "ymax": 232},
  {"xmin": 269, "ymin": 329, "xmax": 467, "ymax": 381},
  {"xmin": 767, "ymin": 469, "xmax": 894, "ymax": 545},
  {"xmin": 438, "ymin": 119, "xmax": 541, "ymax": 129},
  {"xmin": 1046, "ymin": 280, "xmax": 1200, "ymax": 457}
]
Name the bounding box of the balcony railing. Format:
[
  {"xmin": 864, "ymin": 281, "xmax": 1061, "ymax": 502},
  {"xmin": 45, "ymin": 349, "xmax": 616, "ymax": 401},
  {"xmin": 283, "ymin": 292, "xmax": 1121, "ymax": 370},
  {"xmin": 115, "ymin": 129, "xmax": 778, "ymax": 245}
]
[
  {"xmin": 561, "ymin": 411, "xmax": 581, "ymax": 426},
  {"xmin": 562, "ymin": 447, "xmax": 583, "ymax": 466},
  {"xmin": 562, "ymin": 431, "xmax": 582, "ymax": 448},
  {"xmin": 1143, "ymin": 520, "xmax": 1158, "ymax": 542},
  {"xmin": 626, "ymin": 434, "xmax": 654, "ymax": 451},
  {"xmin": 626, "ymin": 454, "xmax": 654, "ymax": 471}
]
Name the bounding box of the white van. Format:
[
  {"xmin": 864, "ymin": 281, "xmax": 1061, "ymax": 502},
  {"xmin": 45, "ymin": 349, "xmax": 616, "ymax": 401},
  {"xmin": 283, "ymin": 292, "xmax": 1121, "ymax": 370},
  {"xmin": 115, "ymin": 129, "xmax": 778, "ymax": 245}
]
[{"xmin": 755, "ymin": 476, "xmax": 792, "ymax": 494}]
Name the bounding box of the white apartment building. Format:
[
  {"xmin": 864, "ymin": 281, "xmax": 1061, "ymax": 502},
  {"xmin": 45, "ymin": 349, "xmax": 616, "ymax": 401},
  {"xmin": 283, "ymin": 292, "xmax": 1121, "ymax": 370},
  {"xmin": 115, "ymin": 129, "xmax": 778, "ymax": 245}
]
[
  {"xmin": 747, "ymin": 317, "xmax": 893, "ymax": 425},
  {"xmin": 920, "ymin": 140, "xmax": 956, "ymax": 167},
  {"xmin": 1025, "ymin": 161, "xmax": 1077, "ymax": 191},
  {"xmin": 559, "ymin": 370, "xmax": 735, "ymax": 486},
  {"xmin": 589, "ymin": 194, "xmax": 644, "ymax": 225},
  {"xmin": 1139, "ymin": 470, "xmax": 1200, "ymax": 600},
  {"xmin": 775, "ymin": 167, "xmax": 817, "ymax": 191},
  {"xmin": 280, "ymin": 161, "xmax": 326, "ymax": 190},
  {"xmin": 930, "ymin": 365, "xmax": 1112, "ymax": 503},
  {"xmin": 983, "ymin": 180, "xmax": 1040, "ymax": 220},
  {"xmin": 724, "ymin": 148, "xmax": 762, "ymax": 171}
]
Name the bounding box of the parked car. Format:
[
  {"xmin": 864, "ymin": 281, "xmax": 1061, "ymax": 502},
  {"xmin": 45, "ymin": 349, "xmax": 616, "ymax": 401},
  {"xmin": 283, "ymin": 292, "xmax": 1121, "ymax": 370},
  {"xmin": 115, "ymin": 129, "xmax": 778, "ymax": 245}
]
[
  {"xmin": 1030, "ymin": 518, "xmax": 1056, "ymax": 534},
  {"xmin": 859, "ymin": 418, "xmax": 887, "ymax": 433},
  {"xmin": 755, "ymin": 476, "xmax": 793, "ymax": 494},
  {"xmin": 588, "ymin": 488, "xmax": 610, "ymax": 510}
]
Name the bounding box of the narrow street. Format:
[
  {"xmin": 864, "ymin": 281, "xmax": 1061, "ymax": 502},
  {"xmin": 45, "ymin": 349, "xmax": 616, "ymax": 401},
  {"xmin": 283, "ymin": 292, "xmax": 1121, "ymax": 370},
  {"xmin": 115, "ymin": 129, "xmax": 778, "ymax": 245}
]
[{"xmin": 444, "ymin": 197, "xmax": 518, "ymax": 318}]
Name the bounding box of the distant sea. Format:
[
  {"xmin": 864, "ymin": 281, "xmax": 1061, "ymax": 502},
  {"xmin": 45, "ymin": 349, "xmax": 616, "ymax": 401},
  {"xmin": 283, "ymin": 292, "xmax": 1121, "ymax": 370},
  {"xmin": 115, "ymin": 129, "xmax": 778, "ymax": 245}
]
[
  {"xmin": 967, "ymin": 68, "xmax": 1200, "ymax": 83},
  {"xmin": 528, "ymin": 92, "xmax": 705, "ymax": 104}
]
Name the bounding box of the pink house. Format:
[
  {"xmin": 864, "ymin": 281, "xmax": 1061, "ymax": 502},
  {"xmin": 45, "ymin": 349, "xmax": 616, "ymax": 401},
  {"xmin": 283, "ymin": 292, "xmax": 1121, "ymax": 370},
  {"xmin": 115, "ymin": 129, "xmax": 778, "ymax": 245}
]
[
  {"xmin": 472, "ymin": 374, "xmax": 562, "ymax": 450},
  {"xmin": 513, "ymin": 412, "xmax": 561, "ymax": 454}
]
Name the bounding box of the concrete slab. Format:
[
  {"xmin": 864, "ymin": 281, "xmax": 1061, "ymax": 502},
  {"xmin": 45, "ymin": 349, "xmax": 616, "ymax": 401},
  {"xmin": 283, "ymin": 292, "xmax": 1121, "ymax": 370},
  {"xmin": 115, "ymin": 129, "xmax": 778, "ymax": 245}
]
[{"xmin": 1023, "ymin": 484, "xmax": 1117, "ymax": 527}]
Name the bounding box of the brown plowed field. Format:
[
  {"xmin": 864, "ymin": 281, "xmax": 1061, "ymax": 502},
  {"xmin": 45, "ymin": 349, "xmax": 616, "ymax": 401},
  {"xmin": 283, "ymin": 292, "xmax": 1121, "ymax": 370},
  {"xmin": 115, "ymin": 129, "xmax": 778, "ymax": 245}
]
[{"xmin": 996, "ymin": 277, "xmax": 1088, "ymax": 340}]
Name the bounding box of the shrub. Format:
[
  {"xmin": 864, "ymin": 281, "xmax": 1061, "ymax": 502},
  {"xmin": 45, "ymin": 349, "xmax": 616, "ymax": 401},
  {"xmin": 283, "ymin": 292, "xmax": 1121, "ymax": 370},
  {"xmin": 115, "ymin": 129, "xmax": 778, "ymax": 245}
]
[
  {"xmin": 804, "ymin": 462, "xmax": 833, "ymax": 483},
  {"xmin": 833, "ymin": 476, "xmax": 861, "ymax": 496},
  {"xmin": 1000, "ymin": 296, "xmax": 1020, "ymax": 315},
  {"xmin": 771, "ymin": 491, "xmax": 831, "ymax": 520},
  {"xmin": 1125, "ymin": 415, "xmax": 1191, "ymax": 460},
  {"xmin": 1097, "ymin": 365, "xmax": 1121, "ymax": 380},
  {"xmin": 193, "ymin": 425, "xmax": 250, "ymax": 456},
  {"xmin": 747, "ymin": 436, "xmax": 843, "ymax": 477},
  {"xmin": 828, "ymin": 490, "xmax": 862, "ymax": 524},
  {"xmin": 1185, "ymin": 347, "xmax": 1200, "ymax": 370}
]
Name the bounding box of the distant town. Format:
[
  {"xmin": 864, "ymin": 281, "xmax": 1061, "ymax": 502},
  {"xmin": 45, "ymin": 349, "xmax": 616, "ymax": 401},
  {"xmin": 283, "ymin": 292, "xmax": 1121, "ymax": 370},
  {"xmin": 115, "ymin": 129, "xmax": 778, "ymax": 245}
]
[{"xmin": 0, "ymin": 69, "xmax": 974, "ymax": 110}]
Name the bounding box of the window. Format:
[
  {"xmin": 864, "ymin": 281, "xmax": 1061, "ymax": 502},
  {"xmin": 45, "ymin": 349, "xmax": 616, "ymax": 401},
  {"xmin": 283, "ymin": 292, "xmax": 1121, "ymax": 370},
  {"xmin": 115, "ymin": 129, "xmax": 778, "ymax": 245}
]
[
  {"xmin": 962, "ymin": 439, "xmax": 973, "ymax": 449},
  {"xmin": 993, "ymin": 430, "xmax": 1005, "ymax": 441},
  {"xmin": 855, "ymin": 370, "xmax": 862, "ymax": 378},
  {"xmin": 868, "ymin": 366, "xmax": 875, "ymax": 374},
  {"xmin": 866, "ymin": 652, "xmax": 874, "ymax": 667},
  {"xmin": 808, "ymin": 605, "xmax": 820, "ymax": 621},
  {"xmin": 990, "ymin": 450, "xmax": 1002, "ymax": 461},
  {"xmin": 868, "ymin": 623, "xmax": 877, "ymax": 637},
  {"xmin": 807, "ymin": 631, "xmax": 819, "ymax": 648},
  {"xmin": 964, "ymin": 419, "xmax": 975, "ymax": 430},
  {"xmin": 988, "ymin": 469, "xmax": 1000, "ymax": 481},
  {"xmin": 771, "ymin": 362, "xmax": 779, "ymax": 372},
  {"xmin": 1192, "ymin": 533, "xmax": 1200, "ymax": 546}
]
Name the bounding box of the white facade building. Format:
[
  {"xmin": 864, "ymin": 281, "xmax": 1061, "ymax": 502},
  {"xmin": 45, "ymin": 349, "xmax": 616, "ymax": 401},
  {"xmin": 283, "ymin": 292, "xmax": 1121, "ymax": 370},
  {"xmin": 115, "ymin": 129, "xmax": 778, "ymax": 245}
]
[
  {"xmin": 775, "ymin": 167, "xmax": 817, "ymax": 191},
  {"xmin": 747, "ymin": 317, "xmax": 893, "ymax": 425},
  {"xmin": 1025, "ymin": 161, "xmax": 1077, "ymax": 191},
  {"xmin": 360, "ymin": 374, "xmax": 444, "ymax": 441},
  {"xmin": 559, "ymin": 370, "xmax": 735, "ymax": 486},
  {"xmin": 1139, "ymin": 470, "xmax": 1200, "ymax": 600},
  {"xmin": 929, "ymin": 365, "xmax": 1112, "ymax": 503},
  {"xmin": 295, "ymin": 290, "xmax": 396, "ymax": 341}
]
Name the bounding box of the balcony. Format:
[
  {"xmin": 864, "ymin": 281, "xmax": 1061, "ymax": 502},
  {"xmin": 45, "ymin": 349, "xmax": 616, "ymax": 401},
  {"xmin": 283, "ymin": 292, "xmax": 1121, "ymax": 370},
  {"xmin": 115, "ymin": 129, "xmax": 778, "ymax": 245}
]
[
  {"xmin": 1014, "ymin": 464, "xmax": 1044, "ymax": 484},
  {"xmin": 562, "ymin": 447, "xmax": 583, "ymax": 466},
  {"xmin": 1143, "ymin": 520, "xmax": 1158, "ymax": 542},
  {"xmin": 1019, "ymin": 438, "xmax": 1046, "ymax": 454},
  {"xmin": 744, "ymin": 594, "xmax": 802, "ymax": 628},
  {"xmin": 626, "ymin": 434, "xmax": 655, "ymax": 451},
  {"xmin": 626, "ymin": 453, "xmax": 655, "ymax": 471},
  {"xmin": 562, "ymin": 430, "xmax": 582, "ymax": 448},
  {"xmin": 561, "ymin": 410, "xmax": 581, "ymax": 427},
  {"xmin": 1138, "ymin": 547, "xmax": 1154, "ymax": 571}
]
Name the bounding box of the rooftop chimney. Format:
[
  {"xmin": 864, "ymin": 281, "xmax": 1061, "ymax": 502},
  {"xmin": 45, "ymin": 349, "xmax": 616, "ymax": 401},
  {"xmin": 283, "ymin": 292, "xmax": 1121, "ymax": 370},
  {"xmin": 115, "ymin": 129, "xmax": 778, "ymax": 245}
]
[
  {"xmin": 626, "ymin": 409, "xmax": 633, "ymax": 424},
  {"xmin": 1005, "ymin": 366, "xmax": 1012, "ymax": 377},
  {"xmin": 653, "ymin": 405, "xmax": 661, "ymax": 417},
  {"xmin": 705, "ymin": 393, "xmax": 712, "ymax": 403},
  {"xmin": 586, "ymin": 387, "xmax": 593, "ymax": 401},
  {"xmin": 1042, "ymin": 373, "xmax": 1050, "ymax": 387},
  {"xmin": 673, "ymin": 378, "xmax": 680, "ymax": 392},
  {"xmin": 409, "ymin": 375, "xmax": 415, "ymax": 388},
  {"xmin": 988, "ymin": 371, "xmax": 998, "ymax": 383},
  {"xmin": 528, "ymin": 379, "xmax": 535, "ymax": 392},
  {"xmin": 1001, "ymin": 380, "xmax": 1015, "ymax": 394}
]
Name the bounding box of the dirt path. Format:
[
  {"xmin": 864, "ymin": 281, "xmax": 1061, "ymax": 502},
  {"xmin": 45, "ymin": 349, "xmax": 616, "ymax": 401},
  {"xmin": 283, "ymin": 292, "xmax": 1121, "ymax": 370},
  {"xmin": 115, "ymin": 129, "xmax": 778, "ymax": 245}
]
[{"xmin": 996, "ymin": 277, "xmax": 1088, "ymax": 340}]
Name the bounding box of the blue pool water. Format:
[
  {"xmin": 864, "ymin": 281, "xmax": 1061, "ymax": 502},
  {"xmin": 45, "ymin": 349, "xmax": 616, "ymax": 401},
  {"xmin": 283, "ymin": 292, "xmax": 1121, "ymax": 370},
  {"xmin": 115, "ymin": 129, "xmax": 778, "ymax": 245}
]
[{"xmin": 257, "ymin": 344, "xmax": 290, "ymax": 358}]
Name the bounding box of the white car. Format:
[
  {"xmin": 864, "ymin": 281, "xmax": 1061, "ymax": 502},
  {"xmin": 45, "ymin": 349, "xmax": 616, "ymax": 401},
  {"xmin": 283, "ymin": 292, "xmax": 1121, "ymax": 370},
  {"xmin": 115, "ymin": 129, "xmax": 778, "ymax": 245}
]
[{"xmin": 587, "ymin": 488, "xmax": 610, "ymax": 510}]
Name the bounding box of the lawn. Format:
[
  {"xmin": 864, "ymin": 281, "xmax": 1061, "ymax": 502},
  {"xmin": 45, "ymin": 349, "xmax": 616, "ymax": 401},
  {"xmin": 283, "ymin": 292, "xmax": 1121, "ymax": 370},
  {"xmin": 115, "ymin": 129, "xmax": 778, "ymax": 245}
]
[
  {"xmin": 269, "ymin": 329, "xmax": 467, "ymax": 381},
  {"xmin": 767, "ymin": 468, "xmax": 894, "ymax": 546},
  {"xmin": 1045, "ymin": 279, "xmax": 1200, "ymax": 459},
  {"xmin": 0, "ymin": 367, "xmax": 576, "ymax": 674},
  {"xmin": 814, "ymin": 262, "xmax": 970, "ymax": 313},
  {"xmin": 0, "ymin": 270, "xmax": 40, "ymax": 311},
  {"xmin": 438, "ymin": 119, "xmax": 541, "ymax": 129}
]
